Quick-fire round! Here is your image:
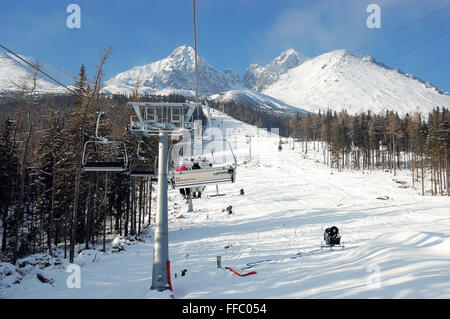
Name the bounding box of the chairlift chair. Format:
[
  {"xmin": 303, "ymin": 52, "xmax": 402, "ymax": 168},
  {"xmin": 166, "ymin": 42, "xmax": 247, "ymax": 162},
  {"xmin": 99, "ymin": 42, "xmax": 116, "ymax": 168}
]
[
  {"xmin": 81, "ymin": 111, "xmax": 129, "ymax": 172},
  {"xmin": 129, "ymin": 141, "xmax": 157, "ymax": 178},
  {"xmin": 82, "ymin": 140, "xmax": 129, "ymax": 172},
  {"xmin": 169, "ymin": 139, "xmax": 237, "ymax": 189},
  {"xmin": 171, "ymin": 166, "xmax": 236, "ymax": 189}
]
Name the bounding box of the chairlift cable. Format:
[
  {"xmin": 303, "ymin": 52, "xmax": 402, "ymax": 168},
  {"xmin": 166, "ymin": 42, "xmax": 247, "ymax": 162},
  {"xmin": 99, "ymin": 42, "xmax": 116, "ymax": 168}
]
[
  {"xmin": 384, "ymin": 29, "xmax": 450, "ymax": 63},
  {"xmin": 353, "ymin": 3, "xmax": 450, "ymax": 53},
  {"xmin": 371, "ymin": 19, "xmax": 450, "ymax": 57},
  {"xmin": 0, "ymin": 42, "xmax": 89, "ymax": 98},
  {"xmin": 414, "ymin": 56, "xmax": 450, "ymax": 74}
]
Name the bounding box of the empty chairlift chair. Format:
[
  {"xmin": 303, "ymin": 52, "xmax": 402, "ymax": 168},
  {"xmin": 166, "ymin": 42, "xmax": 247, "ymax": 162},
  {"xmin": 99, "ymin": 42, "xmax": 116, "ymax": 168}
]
[
  {"xmin": 129, "ymin": 141, "xmax": 157, "ymax": 178},
  {"xmin": 82, "ymin": 139, "xmax": 129, "ymax": 172},
  {"xmin": 81, "ymin": 111, "xmax": 129, "ymax": 172}
]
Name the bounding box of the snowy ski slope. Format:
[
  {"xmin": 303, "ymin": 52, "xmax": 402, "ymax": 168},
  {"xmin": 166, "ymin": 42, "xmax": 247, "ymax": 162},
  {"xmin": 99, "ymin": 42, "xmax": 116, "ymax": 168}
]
[{"xmin": 2, "ymin": 109, "xmax": 450, "ymax": 299}]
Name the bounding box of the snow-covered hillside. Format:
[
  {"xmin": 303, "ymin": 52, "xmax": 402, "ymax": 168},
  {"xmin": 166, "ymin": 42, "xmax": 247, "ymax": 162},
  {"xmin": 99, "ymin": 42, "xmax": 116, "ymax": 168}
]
[
  {"xmin": 103, "ymin": 45, "xmax": 244, "ymax": 96},
  {"xmin": 209, "ymin": 89, "xmax": 309, "ymax": 114},
  {"xmin": 2, "ymin": 108, "xmax": 449, "ymax": 299},
  {"xmin": 263, "ymin": 50, "xmax": 450, "ymax": 116},
  {"xmin": 0, "ymin": 53, "xmax": 71, "ymax": 94}
]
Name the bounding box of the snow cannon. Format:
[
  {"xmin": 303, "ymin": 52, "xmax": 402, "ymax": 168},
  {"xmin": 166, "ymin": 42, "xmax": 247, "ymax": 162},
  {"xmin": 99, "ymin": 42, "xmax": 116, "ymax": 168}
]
[{"xmin": 324, "ymin": 226, "xmax": 341, "ymax": 246}]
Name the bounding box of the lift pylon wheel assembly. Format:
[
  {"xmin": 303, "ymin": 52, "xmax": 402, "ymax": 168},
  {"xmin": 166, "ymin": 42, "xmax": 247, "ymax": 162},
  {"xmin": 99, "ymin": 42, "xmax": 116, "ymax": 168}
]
[{"xmin": 128, "ymin": 102, "xmax": 197, "ymax": 134}]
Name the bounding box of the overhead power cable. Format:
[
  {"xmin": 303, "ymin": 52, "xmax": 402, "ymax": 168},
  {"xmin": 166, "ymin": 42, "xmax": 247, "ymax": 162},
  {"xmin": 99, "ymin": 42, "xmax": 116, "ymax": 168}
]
[
  {"xmin": 354, "ymin": 3, "xmax": 450, "ymax": 53},
  {"xmin": 415, "ymin": 56, "xmax": 450, "ymax": 75},
  {"xmin": 371, "ymin": 19, "xmax": 450, "ymax": 56},
  {"xmin": 0, "ymin": 42, "xmax": 88, "ymax": 98},
  {"xmin": 384, "ymin": 29, "xmax": 450, "ymax": 63}
]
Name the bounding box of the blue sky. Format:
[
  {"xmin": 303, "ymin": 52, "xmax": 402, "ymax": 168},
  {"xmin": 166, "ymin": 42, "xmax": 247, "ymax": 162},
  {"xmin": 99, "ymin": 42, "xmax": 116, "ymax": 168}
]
[{"xmin": 1, "ymin": 0, "xmax": 449, "ymax": 91}]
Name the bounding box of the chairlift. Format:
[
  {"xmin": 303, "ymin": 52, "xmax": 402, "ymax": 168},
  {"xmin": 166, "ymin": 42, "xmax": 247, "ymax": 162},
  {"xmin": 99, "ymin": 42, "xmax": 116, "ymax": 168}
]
[
  {"xmin": 379, "ymin": 140, "xmax": 388, "ymax": 152},
  {"xmin": 129, "ymin": 141, "xmax": 157, "ymax": 178},
  {"xmin": 168, "ymin": 139, "xmax": 237, "ymax": 189},
  {"xmin": 82, "ymin": 112, "xmax": 129, "ymax": 172}
]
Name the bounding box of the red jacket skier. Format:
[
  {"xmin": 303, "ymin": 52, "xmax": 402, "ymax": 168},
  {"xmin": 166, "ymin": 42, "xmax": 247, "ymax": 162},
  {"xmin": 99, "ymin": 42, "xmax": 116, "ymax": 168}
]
[
  {"xmin": 175, "ymin": 163, "xmax": 188, "ymax": 172},
  {"xmin": 175, "ymin": 161, "xmax": 190, "ymax": 200}
]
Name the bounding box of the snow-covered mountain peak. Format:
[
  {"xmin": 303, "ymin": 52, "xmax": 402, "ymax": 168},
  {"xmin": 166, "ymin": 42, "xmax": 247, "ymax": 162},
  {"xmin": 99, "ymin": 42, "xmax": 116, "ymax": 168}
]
[
  {"xmin": 166, "ymin": 44, "xmax": 201, "ymax": 67},
  {"xmin": 281, "ymin": 48, "xmax": 297, "ymax": 56},
  {"xmin": 103, "ymin": 44, "xmax": 243, "ymax": 96},
  {"xmin": 244, "ymin": 48, "xmax": 307, "ymax": 92},
  {"xmin": 242, "ymin": 64, "xmax": 265, "ymax": 89},
  {"xmin": 247, "ymin": 63, "xmax": 264, "ymax": 74},
  {"xmin": 223, "ymin": 68, "xmax": 241, "ymax": 82},
  {"xmin": 271, "ymin": 48, "xmax": 305, "ymax": 68},
  {"xmin": 263, "ymin": 49, "xmax": 450, "ymax": 115},
  {"xmin": 169, "ymin": 44, "xmax": 195, "ymax": 58}
]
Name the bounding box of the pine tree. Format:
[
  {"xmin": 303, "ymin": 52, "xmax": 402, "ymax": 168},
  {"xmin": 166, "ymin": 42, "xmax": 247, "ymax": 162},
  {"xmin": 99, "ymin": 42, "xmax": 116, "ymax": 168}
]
[
  {"xmin": 36, "ymin": 114, "xmax": 65, "ymax": 255},
  {"xmin": 0, "ymin": 119, "xmax": 19, "ymax": 258}
]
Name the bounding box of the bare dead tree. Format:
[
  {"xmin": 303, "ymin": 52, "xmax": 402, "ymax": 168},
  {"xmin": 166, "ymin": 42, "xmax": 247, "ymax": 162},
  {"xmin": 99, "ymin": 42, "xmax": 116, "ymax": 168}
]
[
  {"xmin": 70, "ymin": 47, "xmax": 112, "ymax": 263},
  {"xmin": 10, "ymin": 62, "xmax": 42, "ymax": 263}
]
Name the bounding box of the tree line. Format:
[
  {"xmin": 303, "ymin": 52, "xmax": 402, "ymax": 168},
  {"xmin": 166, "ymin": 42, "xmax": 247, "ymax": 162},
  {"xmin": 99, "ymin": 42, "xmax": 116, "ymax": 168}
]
[
  {"xmin": 284, "ymin": 108, "xmax": 450, "ymax": 196},
  {"xmin": 0, "ymin": 52, "xmax": 207, "ymax": 264},
  {"xmin": 196, "ymin": 95, "xmax": 449, "ymax": 197}
]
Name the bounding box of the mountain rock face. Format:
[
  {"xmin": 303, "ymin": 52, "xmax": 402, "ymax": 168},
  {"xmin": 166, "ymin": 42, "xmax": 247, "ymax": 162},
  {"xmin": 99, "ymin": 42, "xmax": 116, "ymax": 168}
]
[
  {"xmin": 263, "ymin": 49, "xmax": 450, "ymax": 115},
  {"xmin": 223, "ymin": 68, "xmax": 241, "ymax": 87},
  {"xmin": 103, "ymin": 45, "xmax": 243, "ymax": 96},
  {"xmin": 243, "ymin": 48, "xmax": 307, "ymax": 92},
  {"xmin": 242, "ymin": 64, "xmax": 265, "ymax": 91}
]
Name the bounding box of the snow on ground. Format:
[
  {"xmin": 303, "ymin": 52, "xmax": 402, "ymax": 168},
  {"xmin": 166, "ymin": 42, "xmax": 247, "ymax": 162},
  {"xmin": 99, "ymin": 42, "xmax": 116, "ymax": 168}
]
[
  {"xmin": 2, "ymin": 109, "xmax": 450, "ymax": 299},
  {"xmin": 208, "ymin": 89, "xmax": 309, "ymax": 114}
]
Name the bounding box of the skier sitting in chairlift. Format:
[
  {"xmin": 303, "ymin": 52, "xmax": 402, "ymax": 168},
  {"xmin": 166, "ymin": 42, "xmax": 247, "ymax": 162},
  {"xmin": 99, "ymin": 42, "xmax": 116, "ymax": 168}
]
[
  {"xmin": 175, "ymin": 160, "xmax": 191, "ymax": 200},
  {"xmin": 191, "ymin": 159, "xmax": 204, "ymax": 199}
]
